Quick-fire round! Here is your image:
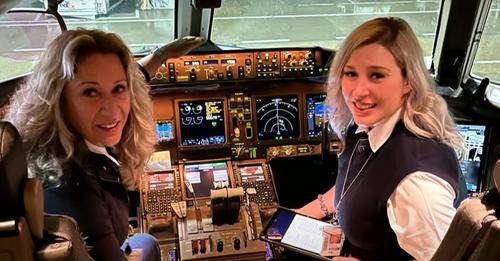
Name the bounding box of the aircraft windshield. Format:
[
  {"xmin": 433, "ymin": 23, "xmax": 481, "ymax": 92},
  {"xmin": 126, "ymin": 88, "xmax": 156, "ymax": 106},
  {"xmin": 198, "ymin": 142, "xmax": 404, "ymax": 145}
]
[
  {"xmin": 0, "ymin": 0, "xmax": 175, "ymax": 81},
  {"xmin": 212, "ymin": 0, "xmax": 440, "ymax": 57}
]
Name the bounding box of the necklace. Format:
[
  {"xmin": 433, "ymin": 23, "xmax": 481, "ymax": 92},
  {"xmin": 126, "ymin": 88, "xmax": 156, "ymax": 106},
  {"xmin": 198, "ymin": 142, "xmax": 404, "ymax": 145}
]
[{"xmin": 333, "ymin": 138, "xmax": 374, "ymax": 223}]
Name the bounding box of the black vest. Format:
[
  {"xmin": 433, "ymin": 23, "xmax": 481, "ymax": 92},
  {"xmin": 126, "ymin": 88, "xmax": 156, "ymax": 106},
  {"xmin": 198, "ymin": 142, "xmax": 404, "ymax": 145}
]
[{"xmin": 334, "ymin": 122, "xmax": 463, "ymax": 261}]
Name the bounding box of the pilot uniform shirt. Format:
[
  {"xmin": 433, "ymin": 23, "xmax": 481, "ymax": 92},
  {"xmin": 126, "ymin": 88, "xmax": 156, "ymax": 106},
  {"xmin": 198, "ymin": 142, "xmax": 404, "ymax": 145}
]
[
  {"xmin": 334, "ymin": 109, "xmax": 460, "ymax": 261},
  {"xmin": 43, "ymin": 140, "xmax": 130, "ymax": 261}
]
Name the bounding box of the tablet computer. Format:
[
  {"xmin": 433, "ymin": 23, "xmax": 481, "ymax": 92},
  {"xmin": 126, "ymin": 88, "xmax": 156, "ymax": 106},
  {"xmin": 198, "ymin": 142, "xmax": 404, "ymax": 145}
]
[{"xmin": 259, "ymin": 206, "xmax": 343, "ymax": 260}]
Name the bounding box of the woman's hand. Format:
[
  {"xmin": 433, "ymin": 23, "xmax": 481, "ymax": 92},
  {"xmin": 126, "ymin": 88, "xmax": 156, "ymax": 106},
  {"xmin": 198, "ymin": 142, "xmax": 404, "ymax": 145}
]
[
  {"xmin": 294, "ymin": 200, "xmax": 330, "ymax": 219},
  {"xmin": 158, "ymin": 36, "xmax": 204, "ymax": 59},
  {"xmin": 137, "ymin": 36, "xmax": 204, "ymax": 79},
  {"xmin": 332, "ymin": 257, "xmax": 360, "ymax": 261}
]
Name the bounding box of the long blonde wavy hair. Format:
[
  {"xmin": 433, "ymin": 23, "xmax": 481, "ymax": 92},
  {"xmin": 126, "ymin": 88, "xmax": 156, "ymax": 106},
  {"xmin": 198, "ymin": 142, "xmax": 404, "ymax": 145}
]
[
  {"xmin": 327, "ymin": 17, "xmax": 464, "ymax": 154},
  {"xmin": 6, "ymin": 29, "xmax": 156, "ymax": 189}
]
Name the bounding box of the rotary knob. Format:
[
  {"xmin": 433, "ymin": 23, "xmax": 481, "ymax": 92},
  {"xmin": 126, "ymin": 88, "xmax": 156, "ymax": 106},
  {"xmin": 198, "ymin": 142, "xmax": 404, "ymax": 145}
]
[
  {"xmin": 233, "ymin": 238, "xmax": 241, "ymax": 250},
  {"xmin": 216, "ymin": 240, "xmax": 224, "ymax": 252},
  {"xmin": 270, "ymin": 148, "xmax": 280, "ymax": 157}
]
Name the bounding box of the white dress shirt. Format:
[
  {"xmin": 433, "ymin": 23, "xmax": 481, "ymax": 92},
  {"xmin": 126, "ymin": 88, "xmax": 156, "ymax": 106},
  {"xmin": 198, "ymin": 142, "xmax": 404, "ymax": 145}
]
[
  {"xmin": 85, "ymin": 140, "xmax": 120, "ymax": 166},
  {"xmin": 356, "ymin": 109, "xmax": 456, "ymax": 261}
]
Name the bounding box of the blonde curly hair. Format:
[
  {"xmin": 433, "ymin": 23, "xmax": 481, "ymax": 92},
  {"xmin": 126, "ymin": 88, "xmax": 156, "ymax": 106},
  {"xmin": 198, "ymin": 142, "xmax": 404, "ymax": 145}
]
[
  {"xmin": 6, "ymin": 29, "xmax": 156, "ymax": 189},
  {"xmin": 327, "ymin": 17, "xmax": 464, "ymax": 154}
]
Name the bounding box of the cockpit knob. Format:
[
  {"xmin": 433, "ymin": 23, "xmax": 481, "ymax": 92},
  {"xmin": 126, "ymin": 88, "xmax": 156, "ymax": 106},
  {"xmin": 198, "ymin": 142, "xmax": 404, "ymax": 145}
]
[
  {"xmin": 234, "ymin": 238, "xmax": 241, "ymax": 250},
  {"xmin": 216, "ymin": 240, "xmax": 224, "ymax": 252}
]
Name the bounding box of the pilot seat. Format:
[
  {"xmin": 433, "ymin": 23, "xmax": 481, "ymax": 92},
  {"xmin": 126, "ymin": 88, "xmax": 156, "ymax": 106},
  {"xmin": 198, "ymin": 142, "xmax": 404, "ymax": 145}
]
[
  {"xmin": 431, "ymin": 158, "xmax": 500, "ymax": 260},
  {"xmin": 0, "ymin": 121, "xmax": 92, "ymax": 261}
]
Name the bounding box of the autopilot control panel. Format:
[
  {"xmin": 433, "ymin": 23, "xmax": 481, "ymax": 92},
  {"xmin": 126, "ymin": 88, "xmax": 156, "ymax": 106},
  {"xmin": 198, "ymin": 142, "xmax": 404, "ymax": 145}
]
[{"xmin": 150, "ymin": 48, "xmax": 327, "ymax": 84}]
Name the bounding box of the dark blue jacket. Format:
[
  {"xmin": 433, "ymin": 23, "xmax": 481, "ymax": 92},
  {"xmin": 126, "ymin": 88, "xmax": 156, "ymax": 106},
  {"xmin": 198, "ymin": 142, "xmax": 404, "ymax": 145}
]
[{"xmin": 43, "ymin": 145, "xmax": 129, "ymax": 261}]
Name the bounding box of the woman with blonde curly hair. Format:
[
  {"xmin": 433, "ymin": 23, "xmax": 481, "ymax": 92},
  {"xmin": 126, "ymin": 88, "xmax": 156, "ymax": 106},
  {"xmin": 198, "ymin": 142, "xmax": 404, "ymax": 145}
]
[
  {"xmin": 6, "ymin": 28, "xmax": 202, "ymax": 260},
  {"xmin": 297, "ymin": 17, "xmax": 466, "ymax": 261}
]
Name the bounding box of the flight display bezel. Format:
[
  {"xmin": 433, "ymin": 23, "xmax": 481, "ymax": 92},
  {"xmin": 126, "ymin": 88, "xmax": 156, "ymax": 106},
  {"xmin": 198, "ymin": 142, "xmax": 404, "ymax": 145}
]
[
  {"xmin": 455, "ymin": 122, "xmax": 491, "ymax": 193},
  {"xmin": 253, "ymin": 93, "xmax": 302, "ymax": 144},
  {"xmin": 155, "ymin": 119, "xmax": 175, "ymax": 143},
  {"xmin": 174, "ymin": 97, "xmax": 229, "ymax": 150},
  {"xmin": 232, "ymin": 159, "xmax": 270, "ymax": 185},
  {"xmin": 179, "ymin": 159, "xmax": 235, "ymax": 200},
  {"xmin": 304, "ymin": 92, "xmax": 329, "ymax": 140}
]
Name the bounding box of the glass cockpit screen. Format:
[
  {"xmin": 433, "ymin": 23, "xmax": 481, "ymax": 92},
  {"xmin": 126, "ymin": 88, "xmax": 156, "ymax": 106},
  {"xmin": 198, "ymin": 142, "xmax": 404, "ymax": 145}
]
[
  {"xmin": 178, "ymin": 99, "xmax": 226, "ymax": 146},
  {"xmin": 457, "ymin": 124, "xmax": 486, "ymax": 192},
  {"xmin": 306, "ymin": 93, "xmax": 330, "ymax": 137},
  {"xmin": 148, "ymin": 171, "xmax": 175, "ymax": 190},
  {"xmin": 183, "ymin": 162, "xmax": 230, "ymax": 198},
  {"xmin": 238, "ymin": 165, "xmax": 265, "ymax": 183},
  {"xmin": 155, "ymin": 120, "xmax": 174, "ymax": 142},
  {"xmin": 256, "ymin": 95, "xmax": 300, "ymax": 140}
]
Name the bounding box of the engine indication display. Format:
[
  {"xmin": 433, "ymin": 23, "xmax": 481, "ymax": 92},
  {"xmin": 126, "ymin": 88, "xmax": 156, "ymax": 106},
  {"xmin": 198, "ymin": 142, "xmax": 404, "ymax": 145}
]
[
  {"xmin": 178, "ymin": 99, "xmax": 226, "ymax": 146},
  {"xmin": 256, "ymin": 95, "xmax": 300, "ymax": 140}
]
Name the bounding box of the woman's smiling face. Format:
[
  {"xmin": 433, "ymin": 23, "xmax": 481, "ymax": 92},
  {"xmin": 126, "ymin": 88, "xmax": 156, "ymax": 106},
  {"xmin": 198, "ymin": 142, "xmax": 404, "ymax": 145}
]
[
  {"xmin": 341, "ymin": 43, "xmax": 410, "ymax": 127},
  {"xmin": 62, "ymin": 52, "xmax": 130, "ymax": 146}
]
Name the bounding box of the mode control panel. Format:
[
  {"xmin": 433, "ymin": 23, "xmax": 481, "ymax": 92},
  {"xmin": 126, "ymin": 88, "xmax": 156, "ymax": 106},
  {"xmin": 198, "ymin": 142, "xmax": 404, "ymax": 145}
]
[
  {"xmin": 150, "ymin": 48, "xmax": 325, "ymax": 84},
  {"xmin": 255, "ymin": 51, "xmax": 280, "ymax": 78},
  {"xmin": 153, "ymin": 52, "xmax": 254, "ymax": 82},
  {"xmin": 281, "ymin": 50, "xmax": 316, "ymax": 77}
]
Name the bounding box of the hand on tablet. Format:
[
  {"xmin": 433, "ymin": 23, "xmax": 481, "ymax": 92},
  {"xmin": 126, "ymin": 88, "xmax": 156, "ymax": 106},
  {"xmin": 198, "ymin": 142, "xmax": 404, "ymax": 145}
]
[{"xmin": 294, "ymin": 204, "xmax": 325, "ymax": 219}]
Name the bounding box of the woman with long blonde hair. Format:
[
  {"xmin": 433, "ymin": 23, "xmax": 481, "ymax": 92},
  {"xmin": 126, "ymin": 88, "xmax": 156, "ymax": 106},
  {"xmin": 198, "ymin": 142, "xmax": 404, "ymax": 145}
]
[
  {"xmin": 6, "ymin": 28, "xmax": 203, "ymax": 260},
  {"xmin": 297, "ymin": 17, "xmax": 466, "ymax": 261}
]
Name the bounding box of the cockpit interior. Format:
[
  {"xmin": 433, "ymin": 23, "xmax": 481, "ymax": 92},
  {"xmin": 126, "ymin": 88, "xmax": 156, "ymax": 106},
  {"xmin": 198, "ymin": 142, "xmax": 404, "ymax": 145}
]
[{"xmin": 1, "ymin": 0, "xmax": 500, "ymax": 260}]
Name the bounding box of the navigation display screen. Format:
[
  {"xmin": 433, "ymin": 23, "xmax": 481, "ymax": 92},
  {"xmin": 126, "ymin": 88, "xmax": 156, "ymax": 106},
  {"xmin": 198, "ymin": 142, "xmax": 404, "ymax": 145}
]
[
  {"xmin": 306, "ymin": 93, "xmax": 330, "ymax": 137},
  {"xmin": 457, "ymin": 124, "xmax": 486, "ymax": 192},
  {"xmin": 178, "ymin": 99, "xmax": 226, "ymax": 146},
  {"xmin": 148, "ymin": 172, "xmax": 175, "ymax": 190},
  {"xmin": 183, "ymin": 162, "xmax": 230, "ymax": 198},
  {"xmin": 238, "ymin": 165, "xmax": 265, "ymax": 183},
  {"xmin": 256, "ymin": 95, "xmax": 300, "ymax": 140}
]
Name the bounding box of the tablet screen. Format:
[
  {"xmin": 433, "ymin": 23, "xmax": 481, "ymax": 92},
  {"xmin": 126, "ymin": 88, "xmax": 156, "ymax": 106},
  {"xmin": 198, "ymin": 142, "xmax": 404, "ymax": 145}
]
[
  {"xmin": 282, "ymin": 214, "xmax": 331, "ymax": 254},
  {"xmin": 262, "ymin": 208, "xmax": 340, "ymax": 258}
]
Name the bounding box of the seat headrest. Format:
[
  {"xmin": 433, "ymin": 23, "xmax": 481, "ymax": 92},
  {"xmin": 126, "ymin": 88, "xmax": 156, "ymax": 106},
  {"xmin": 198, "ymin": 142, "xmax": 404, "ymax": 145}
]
[
  {"xmin": 0, "ymin": 121, "xmax": 28, "ymax": 220},
  {"xmin": 494, "ymin": 159, "xmax": 500, "ymax": 191}
]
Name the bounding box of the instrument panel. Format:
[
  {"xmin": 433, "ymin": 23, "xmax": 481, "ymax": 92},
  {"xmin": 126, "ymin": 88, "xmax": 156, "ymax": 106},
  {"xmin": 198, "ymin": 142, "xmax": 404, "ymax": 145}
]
[
  {"xmin": 152, "ymin": 89, "xmax": 330, "ymax": 160},
  {"xmin": 255, "ymin": 94, "xmax": 300, "ymax": 141},
  {"xmin": 140, "ymin": 47, "xmax": 336, "ymax": 260},
  {"xmin": 150, "ymin": 48, "xmax": 328, "ymax": 84},
  {"xmin": 141, "ymin": 47, "xmax": 494, "ymax": 261},
  {"xmin": 141, "ymin": 168, "xmax": 182, "ymax": 219},
  {"xmin": 141, "ymin": 159, "xmax": 273, "ymax": 260}
]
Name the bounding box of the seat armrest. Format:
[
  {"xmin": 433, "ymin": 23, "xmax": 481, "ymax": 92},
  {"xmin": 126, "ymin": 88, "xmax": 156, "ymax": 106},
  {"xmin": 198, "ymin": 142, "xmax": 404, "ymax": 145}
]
[
  {"xmin": 41, "ymin": 214, "xmax": 94, "ymax": 261},
  {"xmin": 24, "ymin": 178, "xmax": 44, "ymax": 239}
]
